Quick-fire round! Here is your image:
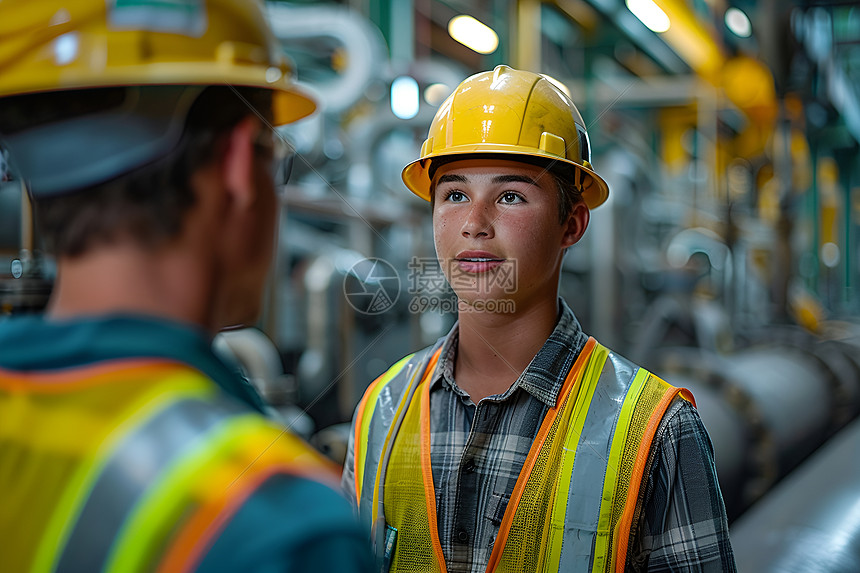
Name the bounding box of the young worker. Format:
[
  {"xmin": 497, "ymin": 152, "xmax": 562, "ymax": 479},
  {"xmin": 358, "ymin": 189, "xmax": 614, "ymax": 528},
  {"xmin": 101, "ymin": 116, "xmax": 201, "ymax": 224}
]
[
  {"xmin": 0, "ymin": 1, "xmax": 372, "ymax": 571},
  {"xmin": 343, "ymin": 66, "xmax": 736, "ymax": 572}
]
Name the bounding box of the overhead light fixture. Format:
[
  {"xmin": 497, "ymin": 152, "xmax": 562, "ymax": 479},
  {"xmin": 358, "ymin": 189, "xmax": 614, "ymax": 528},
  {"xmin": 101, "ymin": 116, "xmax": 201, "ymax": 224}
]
[
  {"xmin": 821, "ymin": 242, "xmax": 840, "ymax": 268},
  {"xmin": 391, "ymin": 76, "xmax": 419, "ymax": 120},
  {"xmin": 448, "ymin": 15, "xmax": 499, "ymax": 54},
  {"xmin": 725, "ymin": 7, "xmax": 752, "ymax": 38},
  {"xmin": 625, "ymin": 0, "xmax": 670, "ymax": 33},
  {"xmin": 424, "ymin": 83, "xmax": 451, "ymax": 106}
]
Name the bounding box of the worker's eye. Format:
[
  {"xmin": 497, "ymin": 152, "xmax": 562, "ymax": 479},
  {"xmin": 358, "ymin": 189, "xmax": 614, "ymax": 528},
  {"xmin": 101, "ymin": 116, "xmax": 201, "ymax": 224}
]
[
  {"xmin": 443, "ymin": 190, "xmax": 468, "ymax": 203},
  {"xmin": 499, "ymin": 192, "xmax": 524, "ymax": 205}
]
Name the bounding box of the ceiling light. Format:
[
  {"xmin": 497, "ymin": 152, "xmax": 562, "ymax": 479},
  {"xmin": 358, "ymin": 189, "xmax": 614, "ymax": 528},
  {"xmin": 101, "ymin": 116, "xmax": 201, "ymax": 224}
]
[
  {"xmin": 448, "ymin": 15, "xmax": 499, "ymax": 55},
  {"xmin": 391, "ymin": 76, "xmax": 419, "ymax": 120},
  {"xmin": 424, "ymin": 83, "xmax": 451, "ymax": 106},
  {"xmin": 625, "ymin": 0, "xmax": 670, "ymax": 33},
  {"xmin": 725, "ymin": 7, "xmax": 752, "ymax": 38}
]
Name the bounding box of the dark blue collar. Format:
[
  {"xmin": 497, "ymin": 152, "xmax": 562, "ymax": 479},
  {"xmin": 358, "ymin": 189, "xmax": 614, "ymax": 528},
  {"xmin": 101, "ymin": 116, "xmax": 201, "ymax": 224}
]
[{"xmin": 0, "ymin": 313, "xmax": 265, "ymax": 413}]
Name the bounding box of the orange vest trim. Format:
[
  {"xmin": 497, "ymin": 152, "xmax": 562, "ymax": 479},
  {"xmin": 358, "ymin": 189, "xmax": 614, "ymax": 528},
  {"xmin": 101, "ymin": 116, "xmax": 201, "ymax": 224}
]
[
  {"xmin": 419, "ymin": 352, "xmax": 449, "ymax": 571},
  {"xmin": 613, "ymin": 387, "xmax": 695, "ymax": 571},
  {"xmin": 0, "ymin": 359, "xmax": 185, "ymax": 392},
  {"xmin": 485, "ymin": 337, "xmax": 597, "ymax": 571},
  {"xmin": 157, "ymin": 463, "xmax": 319, "ymax": 573}
]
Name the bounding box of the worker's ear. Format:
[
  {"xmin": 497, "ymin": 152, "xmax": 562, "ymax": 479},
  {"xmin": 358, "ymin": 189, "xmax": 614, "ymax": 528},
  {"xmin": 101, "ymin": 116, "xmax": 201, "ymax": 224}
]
[
  {"xmin": 221, "ymin": 116, "xmax": 260, "ymax": 209},
  {"xmin": 561, "ymin": 200, "xmax": 590, "ymax": 248}
]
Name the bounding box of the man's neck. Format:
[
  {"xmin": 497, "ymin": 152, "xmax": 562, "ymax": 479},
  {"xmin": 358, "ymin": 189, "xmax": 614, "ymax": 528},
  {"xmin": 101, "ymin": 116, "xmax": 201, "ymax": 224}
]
[
  {"xmin": 47, "ymin": 243, "xmax": 215, "ymax": 332},
  {"xmin": 453, "ymin": 295, "xmax": 560, "ymax": 403}
]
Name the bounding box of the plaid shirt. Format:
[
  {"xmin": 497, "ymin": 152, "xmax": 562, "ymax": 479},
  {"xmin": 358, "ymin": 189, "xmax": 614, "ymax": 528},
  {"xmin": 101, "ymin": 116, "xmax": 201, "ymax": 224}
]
[{"xmin": 344, "ymin": 299, "xmax": 736, "ymax": 572}]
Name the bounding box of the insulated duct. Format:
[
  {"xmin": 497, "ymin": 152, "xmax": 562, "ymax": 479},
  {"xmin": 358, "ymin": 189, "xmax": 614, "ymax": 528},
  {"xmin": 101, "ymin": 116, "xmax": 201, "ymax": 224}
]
[
  {"xmin": 657, "ymin": 332, "xmax": 860, "ymax": 519},
  {"xmin": 731, "ymin": 416, "xmax": 860, "ymax": 572},
  {"xmin": 267, "ymin": 3, "xmax": 385, "ymax": 114}
]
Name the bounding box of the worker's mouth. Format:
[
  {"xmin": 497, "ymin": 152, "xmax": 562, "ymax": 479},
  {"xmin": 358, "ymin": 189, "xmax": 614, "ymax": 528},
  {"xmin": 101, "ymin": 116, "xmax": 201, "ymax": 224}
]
[{"xmin": 455, "ymin": 251, "xmax": 506, "ymax": 273}]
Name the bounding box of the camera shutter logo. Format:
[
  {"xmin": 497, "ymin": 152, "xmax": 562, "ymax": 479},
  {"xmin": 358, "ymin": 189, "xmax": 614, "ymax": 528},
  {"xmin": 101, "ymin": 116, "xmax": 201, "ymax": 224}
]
[{"xmin": 343, "ymin": 258, "xmax": 401, "ymax": 315}]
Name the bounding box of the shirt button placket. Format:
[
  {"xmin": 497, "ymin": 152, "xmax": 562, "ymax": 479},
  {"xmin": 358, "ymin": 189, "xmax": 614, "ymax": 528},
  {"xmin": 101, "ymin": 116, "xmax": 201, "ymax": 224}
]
[{"xmin": 456, "ymin": 529, "xmax": 469, "ymax": 544}]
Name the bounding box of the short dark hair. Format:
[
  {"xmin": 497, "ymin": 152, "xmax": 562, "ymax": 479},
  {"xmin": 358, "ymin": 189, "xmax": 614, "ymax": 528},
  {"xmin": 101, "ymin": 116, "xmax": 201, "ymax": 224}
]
[
  {"xmin": 427, "ymin": 154, "xmax": 584, "ymax": 224},
  {"xmin": 7, "ymin": 86, "xmax": 272, "ymax": 258},
  {"xmin": 550, "ymin": 164, "xmax": 584, "ymax": 224}
]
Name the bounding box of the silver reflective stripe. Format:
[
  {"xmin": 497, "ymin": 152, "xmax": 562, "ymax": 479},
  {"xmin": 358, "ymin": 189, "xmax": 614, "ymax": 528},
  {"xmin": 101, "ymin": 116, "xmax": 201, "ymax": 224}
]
[
  {"xmin": 372, "ymin": 347, "xmax": 437, "ymax": 555},
  {"xmin": 559, "ymin": 352, "xmax": 638, "ymax": 571},
  {"xmin": 55, "ymin": 396, "xmax": 245, "ymax": 573},
  {"xmin": 357, "ymin": 356, "xmax": 419, "ymax": 528},
  {"xmin": 357, "ymin": 377, "xmax": 404, "ymax": 527},
  {"xmin": 357, "ymin": 344, "xmax": 441, "ymax": 557}
]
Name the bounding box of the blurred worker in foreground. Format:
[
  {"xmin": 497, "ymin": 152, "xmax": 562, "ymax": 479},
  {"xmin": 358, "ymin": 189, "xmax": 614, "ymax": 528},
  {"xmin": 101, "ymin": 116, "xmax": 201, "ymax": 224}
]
[
  {"xmin": 343, "ymin": 66, "xmax": 736, "ymax": 572},
  {"xmin": 0, "ymin": 1, "xmax": 372, "ymax": 571}
]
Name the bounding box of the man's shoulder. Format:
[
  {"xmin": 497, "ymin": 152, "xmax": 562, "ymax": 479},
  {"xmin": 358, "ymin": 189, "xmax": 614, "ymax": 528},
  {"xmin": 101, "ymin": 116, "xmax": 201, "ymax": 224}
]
[
  {"xmin": 0, "ymin": 315, "xmax": 49, "ymax": 368},
  {"xmin": 592, "ymin": 341, "xmax": 685, "ymax": 391},
  {"xmin": 653, "ymin": 397, "xmax": 709, "ymax": 445},
  {"xmin": 198, "ymin": 471, "xmax": 373, "ymax": 572}
]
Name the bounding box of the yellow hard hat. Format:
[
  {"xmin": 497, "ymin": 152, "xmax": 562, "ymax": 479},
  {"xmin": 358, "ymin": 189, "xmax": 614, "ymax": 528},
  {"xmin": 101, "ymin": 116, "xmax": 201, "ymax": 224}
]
[
  {"xmin": 402, "ymin": 65, "xmax": 609, "ymax": 209},
  {"xmin": 0, "ymin": 0, "xmax": 315, "ymax": 126}
]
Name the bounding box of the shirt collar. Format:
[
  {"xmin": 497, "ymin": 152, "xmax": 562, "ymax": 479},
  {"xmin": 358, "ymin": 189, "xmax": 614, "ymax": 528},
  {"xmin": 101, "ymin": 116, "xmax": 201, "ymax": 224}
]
[
  {"xmin": 430, "ymin": 298, "xmax": 589, "ymax": 407},
  {"xmin": 0, "ymin": 313, "xmax": 266, "ymax": 412}
]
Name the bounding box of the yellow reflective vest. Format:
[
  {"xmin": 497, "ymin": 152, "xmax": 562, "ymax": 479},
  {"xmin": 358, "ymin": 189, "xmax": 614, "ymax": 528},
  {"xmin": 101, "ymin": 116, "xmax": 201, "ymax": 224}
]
[
  {"xmin": 0, "ymin": 358, "xmax": 338, "ymax": 573},
  {"xmin": 352, "ymin": 337, "xmax": 693, "ymax": 572}
]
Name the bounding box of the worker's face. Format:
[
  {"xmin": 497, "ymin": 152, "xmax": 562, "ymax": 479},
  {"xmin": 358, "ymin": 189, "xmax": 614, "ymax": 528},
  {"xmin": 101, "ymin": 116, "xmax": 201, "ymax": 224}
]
[{"xmin": 431, "ymin": 158, "xmax": 583, "ymax": 312}]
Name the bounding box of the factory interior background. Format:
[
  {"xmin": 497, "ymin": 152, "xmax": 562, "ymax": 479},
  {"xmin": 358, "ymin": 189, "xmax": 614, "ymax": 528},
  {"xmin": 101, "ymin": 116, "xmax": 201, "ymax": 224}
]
[{"xmin": 2, "ymin": 0, "xmax": 860, "ymax": 569}]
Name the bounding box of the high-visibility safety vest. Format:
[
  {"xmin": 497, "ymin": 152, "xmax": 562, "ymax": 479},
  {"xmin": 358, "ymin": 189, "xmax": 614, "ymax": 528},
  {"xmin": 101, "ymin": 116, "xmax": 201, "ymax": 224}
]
[
  {"xmin": 0, "ymin": 358, "xmax": 338, "ymax": 573},
  {"xmin": 352, "ymin": 337, "xmax": 694, "ymax": 573}
]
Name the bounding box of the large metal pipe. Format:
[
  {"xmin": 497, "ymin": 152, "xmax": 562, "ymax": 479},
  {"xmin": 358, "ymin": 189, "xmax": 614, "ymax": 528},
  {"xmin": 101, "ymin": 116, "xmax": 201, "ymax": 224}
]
[
  {"xmin": 721, "ymin": 347, "xmax": 831, "ymax": 481},
  {"xmin": 657, "ymin": 333, "xmax": 860, "ymax": 518},
  {"xmin": 213, "ymin": 327, "xmax": 315, "ymax": 439},
  {"xmin": 658, "ymin": 365, "xmax": 749, "ymax": 519},
  {"xmin": 731, "ymin": 416, "xmax": 860, "ymax": 572},
  {"xmin": 267, "ymin": 4, "xmax": 386, "ymax": 115}
]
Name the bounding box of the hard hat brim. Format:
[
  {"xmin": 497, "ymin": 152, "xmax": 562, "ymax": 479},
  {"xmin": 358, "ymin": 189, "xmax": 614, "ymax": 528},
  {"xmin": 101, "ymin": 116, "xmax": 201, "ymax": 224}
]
[
  {"xmin": 0, "ymin": 66, "xmax": 317, "ymax": 127},
  {"xmin": 2, "ymin": 80, "xmax": 316, "ymax": 198},
  {"xmin": 272, "ymin": 82, "xmax": 316, "ymax": 125}
]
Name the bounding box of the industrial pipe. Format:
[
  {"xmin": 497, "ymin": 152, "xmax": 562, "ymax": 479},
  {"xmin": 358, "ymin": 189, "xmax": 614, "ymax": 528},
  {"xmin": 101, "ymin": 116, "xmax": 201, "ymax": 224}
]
[
  {"xmin": 656, "ymin": 333, "xmax": 860, "ymax": 518},
  {"xmin": 731, "ymin": 416, "xmax": 860, "ymax": 572}
]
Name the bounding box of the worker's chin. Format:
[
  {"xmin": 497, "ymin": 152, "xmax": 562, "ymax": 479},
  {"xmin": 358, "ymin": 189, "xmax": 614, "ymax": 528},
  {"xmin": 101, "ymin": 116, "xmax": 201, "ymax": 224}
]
[{"xmin": 452, "ymin": 293, "xmax": 517, "ymax": 315}]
